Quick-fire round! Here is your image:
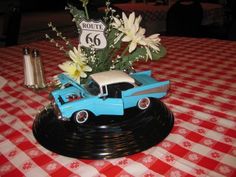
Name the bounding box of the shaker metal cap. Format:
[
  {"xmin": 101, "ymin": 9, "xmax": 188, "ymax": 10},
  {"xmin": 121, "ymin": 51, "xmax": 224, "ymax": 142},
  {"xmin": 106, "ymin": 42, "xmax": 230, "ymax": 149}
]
[
  {"xmin": 32, "ymin": 49, "xmax": 40, "ymax": 58},
  {"xmin": 23, "ymin": 47, "xmax": 30, "ymax": 55}
]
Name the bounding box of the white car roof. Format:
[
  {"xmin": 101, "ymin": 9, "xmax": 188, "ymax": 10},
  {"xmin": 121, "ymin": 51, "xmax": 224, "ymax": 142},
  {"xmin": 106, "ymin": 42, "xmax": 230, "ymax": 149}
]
[{"xmin": 90, "ymin": 70, "xmax": 135, "ymax": 86}]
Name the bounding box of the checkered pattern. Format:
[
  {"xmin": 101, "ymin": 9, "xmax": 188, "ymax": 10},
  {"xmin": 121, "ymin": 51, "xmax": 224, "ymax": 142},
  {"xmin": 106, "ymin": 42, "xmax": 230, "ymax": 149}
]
[{"xmin": 0, "ymin": 36, "xmax": 236, "ymax": 177}]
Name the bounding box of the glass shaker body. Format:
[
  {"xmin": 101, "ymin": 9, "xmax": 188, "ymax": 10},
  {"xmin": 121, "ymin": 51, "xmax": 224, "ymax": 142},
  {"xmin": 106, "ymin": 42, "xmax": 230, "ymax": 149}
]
[
  {"xmin": 23, "ymin": 48, "xmax": 35, "ymax": 87},
  {"xmin": 32, "ymin": 49, "xmax": 46, "ymax": 88}
]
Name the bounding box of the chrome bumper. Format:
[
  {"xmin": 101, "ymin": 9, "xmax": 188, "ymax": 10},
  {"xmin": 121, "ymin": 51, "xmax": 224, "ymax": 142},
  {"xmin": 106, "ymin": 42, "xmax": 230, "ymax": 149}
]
[{"xmin": 51, "ymin": 101, "xmax": 69, "ymax": 121}]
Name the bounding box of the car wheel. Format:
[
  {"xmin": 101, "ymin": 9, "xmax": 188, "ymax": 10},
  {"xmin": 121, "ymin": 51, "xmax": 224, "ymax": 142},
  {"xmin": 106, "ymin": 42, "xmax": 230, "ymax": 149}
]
[
  {"xmin": 74, "ymin": 110, "xmax": 89, "ymax": 124},
  {"xmin": 138, "ymin": 97, "xmax": 150, "ymax": 110}
]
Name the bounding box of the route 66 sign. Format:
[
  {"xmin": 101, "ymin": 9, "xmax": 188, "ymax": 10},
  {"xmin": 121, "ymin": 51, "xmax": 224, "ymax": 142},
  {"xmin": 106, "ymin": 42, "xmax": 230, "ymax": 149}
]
[{"xmin": 79, "ymin": 20, "xmax": 107, "ymax": 49}]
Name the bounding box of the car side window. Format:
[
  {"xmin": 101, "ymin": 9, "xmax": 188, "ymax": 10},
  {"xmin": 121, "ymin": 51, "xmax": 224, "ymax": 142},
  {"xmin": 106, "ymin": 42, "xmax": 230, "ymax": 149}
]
[
  {"xmin": 107, "ymin": 84, "xmax": 121, "ymax": 98},
  {"xmin": 107, "ymin": 83, "xmax": 134, "ymax": 98},
  {"xmin": 84, "ymin": 79, "xmax": 100, "ymax": 95},
  {"xmin": 118, "ymin": 83, "xmax": 134, "ymax": 90}
]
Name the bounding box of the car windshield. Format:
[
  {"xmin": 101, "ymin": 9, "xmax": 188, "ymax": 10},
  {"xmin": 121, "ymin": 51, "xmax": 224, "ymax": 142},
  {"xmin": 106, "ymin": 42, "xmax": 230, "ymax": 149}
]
[{"xmin": 83, "ymin": 78, "xmax": 100, "ymax": 96}]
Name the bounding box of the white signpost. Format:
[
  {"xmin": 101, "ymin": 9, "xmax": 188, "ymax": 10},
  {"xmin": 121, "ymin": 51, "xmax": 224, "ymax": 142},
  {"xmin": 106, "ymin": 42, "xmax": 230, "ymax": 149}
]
[{"xmin": 79, "ymin": 20, "xmax": 107, "ymax": 49}]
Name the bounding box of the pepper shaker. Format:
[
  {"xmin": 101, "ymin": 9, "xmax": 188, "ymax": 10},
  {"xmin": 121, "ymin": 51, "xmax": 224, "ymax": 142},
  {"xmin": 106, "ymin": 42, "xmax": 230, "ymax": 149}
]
[{"xmin": 32, "ymin": 49, "xmax": 46, "ymax": 89}]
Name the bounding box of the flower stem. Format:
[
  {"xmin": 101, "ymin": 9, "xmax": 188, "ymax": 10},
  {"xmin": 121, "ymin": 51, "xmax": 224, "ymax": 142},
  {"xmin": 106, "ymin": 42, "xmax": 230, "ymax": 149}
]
[
  {"xmin": 84, "ymin": 5, "xmax": 89, "ymax": 19},
  {"xmin": 120, "ymin": 45, "xmax": 129, "ymax": 59},
  {"xmin": 114, "ymin": 44, "xmax": 129, "ymax": 70}
]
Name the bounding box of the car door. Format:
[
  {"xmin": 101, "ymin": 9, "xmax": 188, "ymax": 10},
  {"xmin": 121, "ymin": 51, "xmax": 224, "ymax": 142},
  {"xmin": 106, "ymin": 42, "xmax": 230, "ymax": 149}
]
[{"xmin": 94, "ymin": 84, "xmax": 124, "ymax": 116}]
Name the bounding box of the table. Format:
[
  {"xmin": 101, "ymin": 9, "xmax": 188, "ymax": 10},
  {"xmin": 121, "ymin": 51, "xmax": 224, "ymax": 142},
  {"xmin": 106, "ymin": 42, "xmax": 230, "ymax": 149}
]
[
  {"xmin": 113, "ymin": 2, "xmax": 224, "ymax": 34},
  {"xmin": 0, "ymin": 37, "xmax": 236, "ymax": 176}
]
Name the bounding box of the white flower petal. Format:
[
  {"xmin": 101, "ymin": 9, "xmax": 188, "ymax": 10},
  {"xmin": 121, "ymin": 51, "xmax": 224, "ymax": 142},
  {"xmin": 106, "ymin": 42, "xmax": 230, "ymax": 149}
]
[
  {"xmin": 76, "ymin": 64, "xmax": 82, "ymax": 70},
  {"xmin": 122, "ymin": 12, "xmax": 128, "ymax": 23},
  {"xmin": 145, "ymin": 46, "xmax": 152, "ymax": 59},
  {"xmin": 127, "ymin": 12, "xmax": 135, "ymax": 28},
  {"xmin": 112, "ymin": 17, "xmax": 121, "ymax": 28},
  {"xmin": 122, "ymin": 36, "xmax": 132, "ymax": 42},
  {"xmin": 129, "ymin": 41, "xmax": 137, "ymax": 53},
  {"xmin": 135, "ymin": 15, "xmax": 142, "ymax": 26},
  {"xmin": 114, "ymin": 33, "xmax": 123, "ymax": 44},
  {"xmin": 76, "ymin": 77, "xmax": 81, "ymax": 84},
  {"xmin": 83, "ymin": 65, "xmax": 92, "ymax": 72},
  {"xmin": 58, "ymin": 61, "xmax": 77, "ymax": 76},
  {"xmin": 73, "ymin": 46, "xmax": 78, "ymax": 54},
  {"xmin": 68, "ymin": 50, "xmax": 77, "ymax": 62},
  {"xmin": 80, "ymin": 71, "xmax": 87, "ymax": 78},
  {"xmin": 149, "ymin": 33, "xmax": 160, "ymax": 39},
  {"xmin": 139, "ymin": 40, "xmax": 147, "ymax": 46},
  {"xmin": 134, "ymin": 15, "xmax": 142, "ymax": 31},
  {"xmin": 138, "ymin": 27, "xmax": 146, "ymax": 36}
]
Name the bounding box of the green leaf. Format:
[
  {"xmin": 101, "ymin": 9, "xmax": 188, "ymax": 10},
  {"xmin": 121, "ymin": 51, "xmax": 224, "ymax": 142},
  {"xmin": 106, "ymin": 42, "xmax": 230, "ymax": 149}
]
[
  {"xmin": 151, "ymin": 45, "xmax": 167, "ymax": 60},
  {"xmin": 67, "ymin": 4, "xmax": 86, "ymax": 30},
  {"xmin": 107, "ymin": 28, "xmax": 122, "ymax": 49},
  {"xmin": 127, "ymin": 47, "xmax": 147, "ymax": 61}
]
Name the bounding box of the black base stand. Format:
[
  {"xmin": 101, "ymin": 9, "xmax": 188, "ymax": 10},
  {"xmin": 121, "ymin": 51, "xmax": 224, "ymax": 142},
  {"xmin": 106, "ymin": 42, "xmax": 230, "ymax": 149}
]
[{"xmin": 33, "ymin": 99, "xmax": 174, "ymax": 159}]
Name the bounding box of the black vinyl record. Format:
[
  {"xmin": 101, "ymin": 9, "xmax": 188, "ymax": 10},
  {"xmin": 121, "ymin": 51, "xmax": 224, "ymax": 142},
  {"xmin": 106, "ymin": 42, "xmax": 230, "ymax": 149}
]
[{"xmin": 32, "ymin": 99, "xmax": 174, "ymax": 159}]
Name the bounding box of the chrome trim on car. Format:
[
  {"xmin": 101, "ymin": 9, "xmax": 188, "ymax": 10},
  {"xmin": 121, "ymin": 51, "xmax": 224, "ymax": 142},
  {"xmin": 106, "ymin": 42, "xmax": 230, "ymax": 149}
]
[
  {"xmin": 132, "ymin": 84, "xmax": 169, "ymax": 96},
  {"xmin": 52, "ymin": 101, "xmax": 69, "ymax": 121}
]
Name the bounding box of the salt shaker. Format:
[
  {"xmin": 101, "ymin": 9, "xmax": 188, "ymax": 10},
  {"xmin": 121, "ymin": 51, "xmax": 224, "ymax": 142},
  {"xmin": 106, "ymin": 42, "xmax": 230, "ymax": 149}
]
[
  {"xmin": 23, "ymin": 47, "xmax": 35, "ymax": 87},
  {"xmin": 32, "ymin": 49, "xmax": 46, "ymax": 89}
]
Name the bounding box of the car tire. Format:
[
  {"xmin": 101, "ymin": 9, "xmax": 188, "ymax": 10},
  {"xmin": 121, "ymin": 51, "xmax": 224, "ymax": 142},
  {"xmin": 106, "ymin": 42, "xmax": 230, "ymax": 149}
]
[
  {"xmin": 74, "ymin": 110, "xmax": 89, "ymax": 124},
  {"xmin": 137, "ymin": 97, "xmax": 150, "ymax": 110}
]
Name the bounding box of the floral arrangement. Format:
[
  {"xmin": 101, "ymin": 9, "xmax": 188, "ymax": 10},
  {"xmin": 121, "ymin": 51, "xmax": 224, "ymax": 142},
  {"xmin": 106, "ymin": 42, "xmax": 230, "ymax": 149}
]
[{"xmin": 46, "ymin": 0, "xmax": 166, "ymax": 84}]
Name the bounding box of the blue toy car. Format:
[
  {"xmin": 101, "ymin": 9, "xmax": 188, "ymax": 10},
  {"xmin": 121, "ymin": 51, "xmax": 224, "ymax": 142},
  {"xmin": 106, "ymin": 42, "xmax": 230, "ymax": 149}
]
[{"xmin": 51, "ymin": 70, "xmax": 170, "ymax": 124}]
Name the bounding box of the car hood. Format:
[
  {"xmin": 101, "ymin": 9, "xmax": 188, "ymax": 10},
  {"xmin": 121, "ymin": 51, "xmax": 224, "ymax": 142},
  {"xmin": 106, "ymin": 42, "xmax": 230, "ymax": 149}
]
[{"xmin": 51, "ymin": 85, "xmax": 92, "ymax": 106}]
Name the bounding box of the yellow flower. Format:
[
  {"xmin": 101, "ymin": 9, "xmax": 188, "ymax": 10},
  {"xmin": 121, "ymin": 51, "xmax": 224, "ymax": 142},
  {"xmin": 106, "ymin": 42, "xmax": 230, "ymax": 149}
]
[
  {"xmin": 59, "ymin": 61, "xmax": 79, "ymax": 82},
  {"xmin": 67, "ymin": 44, "xmax": 92, "ymax": 79},
  {"xmin": 58, "ymin": 60, "xmax": 92, "ymax": 84},
  {"xmin": 68, "ymin": 45, "xmax": 87, "ymax": 65}
]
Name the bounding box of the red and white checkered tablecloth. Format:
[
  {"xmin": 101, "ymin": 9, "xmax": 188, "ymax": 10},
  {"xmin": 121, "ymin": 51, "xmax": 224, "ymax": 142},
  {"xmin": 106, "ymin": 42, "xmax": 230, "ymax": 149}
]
[{"xmin": 0, "ymin": 36, "xmax": 236, "ymax": 177}]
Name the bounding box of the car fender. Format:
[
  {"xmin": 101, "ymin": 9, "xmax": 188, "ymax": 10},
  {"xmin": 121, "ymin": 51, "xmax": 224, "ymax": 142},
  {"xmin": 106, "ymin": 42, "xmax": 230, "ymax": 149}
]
[{"xmin": 59, "ymin": 97, "xmax": 96, "ymax": 118}]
